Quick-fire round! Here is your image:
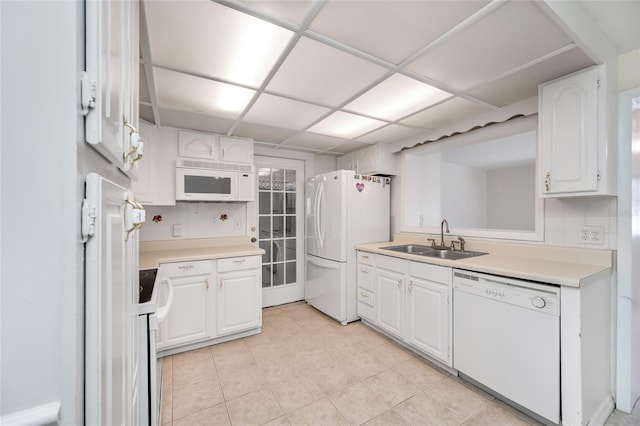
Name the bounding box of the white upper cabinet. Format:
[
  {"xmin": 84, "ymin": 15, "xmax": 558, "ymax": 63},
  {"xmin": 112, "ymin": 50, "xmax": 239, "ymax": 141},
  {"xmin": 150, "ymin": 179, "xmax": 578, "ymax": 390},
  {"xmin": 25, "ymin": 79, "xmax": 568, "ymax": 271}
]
[
  {"xmin": 337, "ymin": 143, "xmax": 397, "ymax": 175},
  {"xmin": 336, "ymin": 152, "xmax": 355, "ymax": 171},
  {"xmin": 178, "ymin": 131, "xmax": 218, "ymax": 160},
  {"xmin": 538, "ymin": 65, "xmax": 616, "ymax": 197},
  {"xmin": 84, "ymin": 0, "xmax": 140, "ymax": 173},
  {"xmin": 219, "ymin": 136, "xmax": 254, "ymax": 165}
]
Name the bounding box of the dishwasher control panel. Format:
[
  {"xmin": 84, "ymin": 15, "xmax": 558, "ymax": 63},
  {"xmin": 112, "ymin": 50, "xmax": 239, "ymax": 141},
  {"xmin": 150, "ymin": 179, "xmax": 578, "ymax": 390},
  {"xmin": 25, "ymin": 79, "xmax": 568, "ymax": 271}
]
[{"xmin": 453, "ymin": 270, "xmax": 560, "ymax": 316}]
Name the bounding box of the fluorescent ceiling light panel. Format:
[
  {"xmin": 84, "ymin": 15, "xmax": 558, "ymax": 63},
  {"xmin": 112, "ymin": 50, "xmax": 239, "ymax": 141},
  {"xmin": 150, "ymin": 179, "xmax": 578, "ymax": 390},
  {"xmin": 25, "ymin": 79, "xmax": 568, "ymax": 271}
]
[
  {"xmin": 345, "ymin": 74, "xmax": 452, "ymax": 121},
  {"xmin": 154, "ymin": 68, "xmax": 255, "ymax": 118},
  {"xmin": 144, "ymin": 1, "xmax": 293, "ymax": 87},
  {"xmin": 307, "ymin": 111, "xmax": 387, "ymax": 139}
]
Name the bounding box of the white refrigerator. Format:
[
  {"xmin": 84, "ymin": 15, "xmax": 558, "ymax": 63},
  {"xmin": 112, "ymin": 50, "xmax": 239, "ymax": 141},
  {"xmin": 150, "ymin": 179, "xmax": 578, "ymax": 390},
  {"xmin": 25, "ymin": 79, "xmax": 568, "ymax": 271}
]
[{"xmin": 305, "ymin": 170, "xmax": 390, "ymax": 324}]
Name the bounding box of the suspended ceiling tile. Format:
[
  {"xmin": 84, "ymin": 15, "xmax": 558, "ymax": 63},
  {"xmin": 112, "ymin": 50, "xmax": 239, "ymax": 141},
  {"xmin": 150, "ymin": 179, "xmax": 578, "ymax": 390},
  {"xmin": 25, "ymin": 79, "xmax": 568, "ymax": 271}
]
[
  {"xmin": 331, "ymin": 140, "xmax": 375, "ymax": 154},
  {"xmin": 356, "ymin": 124, "xmax": 425, "ymax": 145},
  {"xmin": 468, "ymin": 48, "xmax": 596, "ymax": 107},
  {"xmin": 281, "ymin": 132, "xmax": 347, "ymax": 151},
  {"xmin": 240, "ymin": 0, "xmax": 317, "ymax": 27},
  {"xmin": 309, "ymin": 1, "xmax": 489, "ymax": 65},
  {"xmin": 243, "ymin": 93, "xmax": 331, "ymax": 131},
  {"xmin": 400, "ymin": 97, "xmax": 493, "ymax": 130},
  {"xmin": 144, "ymin": 0, "xmax": 293, "ymax": 87},
  {"xmin": 139, "ymin": 104, "xmax": 155, "ymax": 124},
  {"xmin": 344, "ymin": 74, "xmax": 452, "ymax": 121},
  {"xmin": 139, "ymin": 64, "xmax": 151, "ymax": 103},
  {"xmin": 232, "ymin": 122, "xmax": 297, "ymax": 144},
  {"xmin": 307, "ymin": 111, "xmax": 388, "ymax": 139},
  {"xmin": 154, "ymin": 68, "xmax": 255, "ymax": 119},
  {"xmin": 407, "ymin": 1, "xmax": 573, "ymax": 91},
  {"xmin": 158, "ymin": 107, "xmax": 235, "ymax": 134},
  {"xmin": 266, "ymin": 37, "xmax": 389, "ymax": 107}
]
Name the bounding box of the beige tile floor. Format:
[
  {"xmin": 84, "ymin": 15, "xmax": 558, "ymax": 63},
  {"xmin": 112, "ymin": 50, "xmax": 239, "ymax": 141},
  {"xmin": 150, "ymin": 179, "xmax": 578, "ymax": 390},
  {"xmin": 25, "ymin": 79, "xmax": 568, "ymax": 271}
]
[{"xmin": 161, "ymin": 302, "xmax": 639, "ymax": 426}]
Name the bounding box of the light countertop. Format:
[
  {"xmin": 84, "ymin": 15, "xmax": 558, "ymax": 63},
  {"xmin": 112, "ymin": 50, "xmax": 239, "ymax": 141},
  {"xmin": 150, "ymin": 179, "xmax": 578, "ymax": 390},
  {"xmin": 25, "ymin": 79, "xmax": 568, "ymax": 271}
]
[
  {"xmin": 139, "ymin": 237, "xmax": 264, "ymax": 270},
  {"xmin": 356, "ymin": 236, "xmax": 613, "ymax": 287}
]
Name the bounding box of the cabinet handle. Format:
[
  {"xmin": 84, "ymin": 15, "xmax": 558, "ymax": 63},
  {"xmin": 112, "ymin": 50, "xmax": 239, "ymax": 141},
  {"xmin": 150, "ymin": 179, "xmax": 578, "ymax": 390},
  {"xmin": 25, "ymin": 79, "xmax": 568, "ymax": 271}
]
[
  {"xmin": 361, "ymin": 255, "xmax": 369, "ymax": 259},
  {"xmin": 233, "ymin": 259, "xmax": 246, "ymax": 264},
  {"xmin": 408, "ymin": 280, "xmax": 413, "ymax": 293},
  {"xmin": 219, "ymin": 279, "xmax": 223, "ymax": 289},
  {"xmin": 178, "ymin": 265, "xmax": 194, "ymax": 270},
  {"xmin": 360, "ymin": 269, "xmax": 368, "ymax": 273},
  {"xmin": 397, "ymin": 280, "xmax": 402, "ymax": 288},
  {"xmin": 545, "ymin": 172, "xmax": 550, "ymax": 192},
  {"xmin": 360, "ymin": 291, "xmax": 369, "ymax": 299},
  {"xmin": 205, "ymin": 279, "xmax": 209, "ymax": 290}
]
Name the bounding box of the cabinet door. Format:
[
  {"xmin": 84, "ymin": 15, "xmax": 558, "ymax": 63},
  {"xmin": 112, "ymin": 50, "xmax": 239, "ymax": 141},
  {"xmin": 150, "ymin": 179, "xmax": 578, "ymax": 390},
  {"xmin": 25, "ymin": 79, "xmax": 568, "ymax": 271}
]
[
  {"xmin": 178, "ymin": 131, "xmax": 218, "ymax": 160},
  {"xmin": 407, "ymin": 277, "xmax": 450, "ymax": 364},
  {"xmin": 219, "ymin": 136, "xmax": 254, "ymax": 164},
  {"xmin": 85, "ymin": 0, "xmax": 138, "ymax": 171},
  {"xmin": 539, "ymin": 67, "xmax": 599, "ymax": 195},
  {"xmin": 157, "ymin": 265, "xmax": 215, "ymax": 350},
  {"xmin": 218, "ymin": 269, "xmax": 261, "ymax": 335},
  {"xmin": 357, "ymin": 263, "xmax": 376, "ymax": 321},
  {"xmin": 355, "ymin": 146, "xmax": 377, "ymax": 174},
  {"xmin": 376, "ymin": 268, "xmax": 404, "ymax": 338},
  {"xmin": 131, "ymin": 121, "xmax": 156, "ymax": 203},
  {"xmin": 336, "ymin": 153, "xmax": 355, "ymax": 171}
]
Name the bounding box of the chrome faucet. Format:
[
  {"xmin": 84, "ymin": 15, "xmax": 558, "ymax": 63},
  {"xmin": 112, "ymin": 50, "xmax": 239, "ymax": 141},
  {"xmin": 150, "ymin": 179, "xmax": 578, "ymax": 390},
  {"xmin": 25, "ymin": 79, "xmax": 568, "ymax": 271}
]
[{"xmin": 440, "ymin": 219, "xmax": 449, "ymax": 248}]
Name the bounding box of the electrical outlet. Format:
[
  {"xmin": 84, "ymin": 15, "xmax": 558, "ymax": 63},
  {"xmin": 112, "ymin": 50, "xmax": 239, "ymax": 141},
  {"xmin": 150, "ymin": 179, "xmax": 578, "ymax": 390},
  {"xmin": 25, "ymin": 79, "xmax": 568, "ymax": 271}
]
[
  {"xmin": 173, "ymin": 224, "xmax": 183, "ymax": 238},
  {"xmin": 578, "ymin": 226, "xmax": 605, "ymax": 245}
]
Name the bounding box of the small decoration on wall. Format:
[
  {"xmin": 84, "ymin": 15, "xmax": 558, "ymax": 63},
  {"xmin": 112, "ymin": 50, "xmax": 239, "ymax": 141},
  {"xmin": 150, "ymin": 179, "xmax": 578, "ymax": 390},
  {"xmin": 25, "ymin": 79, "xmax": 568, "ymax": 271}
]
[
  {"xmin": 220, "ymin": 214, "xmax": 228, "ymax": 221},
  {"xmin": 152, "ymin": 215, "xmax": 162, "ymax": 223},
  {"xmin": 356, "ymin": 182, "xmax": 365, "ymax": 192}
]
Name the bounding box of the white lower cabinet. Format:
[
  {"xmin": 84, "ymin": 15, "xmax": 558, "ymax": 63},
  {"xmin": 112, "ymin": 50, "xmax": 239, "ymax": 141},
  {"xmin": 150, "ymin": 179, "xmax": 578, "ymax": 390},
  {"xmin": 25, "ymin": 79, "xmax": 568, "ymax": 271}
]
[
  {"xmin": 217, "ymin": 256, "xmax": 262, "ymax": 336},
  {"xmin": 157, "ymin": 255, "xmax": 262, "ymax": 352},
  {"xmin": 406, "ymin": 261, "xmax": 452, "ymax": 365},
  {"xmin": 356, "ymin": 251, "xmax": 452, "ymax": 367},
  {"xmin": 156, "ymin": 260, "xmax": 216, "ymax": 350}
]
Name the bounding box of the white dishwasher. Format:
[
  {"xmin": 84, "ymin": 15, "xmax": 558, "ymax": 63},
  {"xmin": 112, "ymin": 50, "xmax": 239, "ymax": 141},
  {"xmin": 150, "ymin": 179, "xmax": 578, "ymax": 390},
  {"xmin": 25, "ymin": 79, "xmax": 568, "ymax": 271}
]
[{"xmin": 453, "ymin": 269, "xmax": 560, "ymax": 424}]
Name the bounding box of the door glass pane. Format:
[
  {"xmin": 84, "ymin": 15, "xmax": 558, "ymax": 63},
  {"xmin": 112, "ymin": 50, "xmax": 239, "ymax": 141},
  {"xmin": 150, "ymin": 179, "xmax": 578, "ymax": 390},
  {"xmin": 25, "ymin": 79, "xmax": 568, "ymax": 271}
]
[
  {"xmin": 285, "ymin": 170, "xmax": 296, "ymax": 191},
  {"xmin": 259, "ymin": 216, "xmax": 271, "ymax": 239},
  {"xmin": 272, "ymin": 216, "xmax": 284, "ymax": 238},
  {"xmin": 285, "ymin": 262, "xmax": 296, "ymax": 284},
  {"xmin": 272, "ymin": 239, "xmax": 284, "ymax": 262},
  {"xmin": 285, "ymin": 216, "xmax": 296, "ymax": 238},
  {"xmin": 285, "ymin": 239, "xmax": 296, "ymax": 261},
  {"xmin": 272, "ymin": 192, "xmax": 284, "ymax": 214},
  {"xmin": 272, "ymin": 169, "xmax": 284, "ymax": 191},
  {"xmin": 273, "ymin": 263, "xmax": 284, "ymax": 286},
  {"xmin": 285, "ymin": 193, "xmax": 296, "ymax": 214},
  {"xmin": 259, "ymin": 192, "xmax": 271, "ymax": 214},
  {"xmin": 258, "ymin": 168, "xmax": 271, "ymax": 190},
  {"xmin": 259, "ymin": 240, "xmax": 271, "ymax": 264}
]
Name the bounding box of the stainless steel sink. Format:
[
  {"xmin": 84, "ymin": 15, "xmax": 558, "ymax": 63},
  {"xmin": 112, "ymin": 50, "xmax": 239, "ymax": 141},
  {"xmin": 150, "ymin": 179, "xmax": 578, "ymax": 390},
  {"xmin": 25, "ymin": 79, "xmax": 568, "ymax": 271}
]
[
  {"xmin": 380, "ymin": 244, "xmax": 434, "ymax": 254},
  {"xmin": 380, "ymin": 244, "xmax": 487, "ymax": 260}
]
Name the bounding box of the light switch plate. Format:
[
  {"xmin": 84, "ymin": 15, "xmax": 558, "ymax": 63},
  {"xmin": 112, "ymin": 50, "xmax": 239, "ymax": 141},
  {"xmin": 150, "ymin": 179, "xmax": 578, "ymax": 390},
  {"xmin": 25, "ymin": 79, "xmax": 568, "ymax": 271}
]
[{"xmin": 173, "ymin": 224, "xmax": 183, "ymax": 238}]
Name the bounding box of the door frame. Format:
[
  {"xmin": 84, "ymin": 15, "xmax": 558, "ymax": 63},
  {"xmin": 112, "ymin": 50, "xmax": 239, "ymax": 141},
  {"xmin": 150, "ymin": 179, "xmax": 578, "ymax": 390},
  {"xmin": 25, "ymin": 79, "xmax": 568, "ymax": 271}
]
[{"xmin": 248, "ymin": 155, "xmax": 306, "ymax": 308}]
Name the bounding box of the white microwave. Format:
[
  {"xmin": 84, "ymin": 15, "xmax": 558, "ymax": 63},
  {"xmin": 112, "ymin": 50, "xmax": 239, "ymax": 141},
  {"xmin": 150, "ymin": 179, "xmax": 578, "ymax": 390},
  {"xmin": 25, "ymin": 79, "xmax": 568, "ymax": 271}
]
[{"xmin": 175, "ymin": 159, "xmax": 254, "ymax": 201}]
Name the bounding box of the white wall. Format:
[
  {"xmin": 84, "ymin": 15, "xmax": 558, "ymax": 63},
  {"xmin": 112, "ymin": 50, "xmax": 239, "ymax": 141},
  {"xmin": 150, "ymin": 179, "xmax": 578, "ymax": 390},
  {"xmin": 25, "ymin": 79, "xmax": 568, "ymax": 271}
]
[
  {"xmin": 441, "ymin": 162, "xmax": 486, "ymax": 228},
  {"xmin": 486, "ymin": 164, "xmax": 536, "ymax": 230}
]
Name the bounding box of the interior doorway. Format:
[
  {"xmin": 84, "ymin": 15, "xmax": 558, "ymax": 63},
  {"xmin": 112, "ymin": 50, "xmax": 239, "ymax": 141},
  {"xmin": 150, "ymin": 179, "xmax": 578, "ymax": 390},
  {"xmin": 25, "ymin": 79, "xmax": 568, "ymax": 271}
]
[{"xmin": 249, "ymin": 156, "xmax": 305, "ymax": 308}]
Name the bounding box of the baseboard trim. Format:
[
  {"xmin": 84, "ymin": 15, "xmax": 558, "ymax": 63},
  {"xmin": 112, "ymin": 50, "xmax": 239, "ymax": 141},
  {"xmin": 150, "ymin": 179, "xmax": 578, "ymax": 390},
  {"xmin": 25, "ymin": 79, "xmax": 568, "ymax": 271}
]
[{"xmin": 1, "ymin": 401, "xmax": 60, "ymax": 425}]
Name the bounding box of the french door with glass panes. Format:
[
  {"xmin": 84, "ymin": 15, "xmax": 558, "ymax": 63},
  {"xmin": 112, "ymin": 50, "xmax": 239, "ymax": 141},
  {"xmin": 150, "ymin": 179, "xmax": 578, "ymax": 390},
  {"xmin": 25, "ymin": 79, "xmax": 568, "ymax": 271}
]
[{"xmin": 250, "ymin": 157, "xmax": 304, "ymax": 307}]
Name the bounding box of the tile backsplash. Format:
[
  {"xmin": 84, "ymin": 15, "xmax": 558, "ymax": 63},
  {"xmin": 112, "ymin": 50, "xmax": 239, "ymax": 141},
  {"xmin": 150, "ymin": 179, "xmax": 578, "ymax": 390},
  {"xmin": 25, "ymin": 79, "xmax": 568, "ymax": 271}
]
[
  {"xmin": 544, "ymin": 197, "xmax": 617, "ymax": 250},
  {"xmin": 140, "ymin": 202, "xmax": 247, "ymax": 241}
]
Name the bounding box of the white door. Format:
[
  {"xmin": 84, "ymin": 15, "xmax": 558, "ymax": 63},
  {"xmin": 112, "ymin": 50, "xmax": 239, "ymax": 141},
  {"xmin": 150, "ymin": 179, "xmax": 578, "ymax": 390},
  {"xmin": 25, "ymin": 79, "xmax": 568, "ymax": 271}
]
[
  {"xmin": 407, "ymin": 277, "xmax": 450, "ymax": 364},
  {"xmin": 250, "ymin": 157, "xmax": 305, "ymax": 307},
  {"xmin": 218, "ymin": 269, "xmax": 261, "ymax": 335},
  {"xmin": 84, "ymin": 173, "xmax": 137, "ymax": 426},
  {"xmin": 376, "ymin": 269, "xmax": 405, "ymax": 337}
]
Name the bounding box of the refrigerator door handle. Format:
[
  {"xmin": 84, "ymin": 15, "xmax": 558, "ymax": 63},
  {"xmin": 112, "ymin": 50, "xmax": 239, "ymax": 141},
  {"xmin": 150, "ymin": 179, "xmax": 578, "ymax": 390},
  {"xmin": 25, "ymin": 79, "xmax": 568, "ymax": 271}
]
[
  {"xmin": 307, "ymin": 256, "xmax": 340, "ymax": 269},
  {"xmin": 316, "ymin": 182, "xmax": 325, "ymax": 249}
]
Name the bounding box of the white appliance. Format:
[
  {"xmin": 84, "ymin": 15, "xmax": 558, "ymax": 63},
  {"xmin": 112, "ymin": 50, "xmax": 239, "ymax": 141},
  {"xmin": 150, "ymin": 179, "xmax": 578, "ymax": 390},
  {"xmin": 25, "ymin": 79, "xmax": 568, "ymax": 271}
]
[
  {"xmin": 176, "ymin": 158, "xmax": 254, "ymax": 201},
  {"xmin": 138, "ymin": 270, "xmax": 174, "ymax": 426},
  {"xmin": 305, "ymin": 170, "xmax": 390, "ymax": 324},
  {"xmin": 453, "ymin": 269, "xmax": 560, "ymax": 424}
]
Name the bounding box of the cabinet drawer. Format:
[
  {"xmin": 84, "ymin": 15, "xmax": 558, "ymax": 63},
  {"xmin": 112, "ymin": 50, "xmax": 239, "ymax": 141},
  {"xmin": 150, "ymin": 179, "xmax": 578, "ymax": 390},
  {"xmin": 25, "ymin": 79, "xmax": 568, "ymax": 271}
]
[
  {"xmin": 408, "ymin": 261, "xmax": 451, "ymax": 285},
  {"xmin": 358, "ymin": 288, "xmax": 374, "ymax": 307},
  {"xmin": 161, "ymin": 259, "xmax": 213, "ymax": 276},
  {"xmin": 218, "ymin": 255, "xmax": 260, "ymax": 272},
  {"xmin": 358, "ymin": 264, "xmax": 374, "ymax": 292},
  {"xmin": 358, "ymin": 300, "xmax": 375, "ymax": 321},
  {"xmin": 376, "ymin": 254, "xmax": 405, "ymax": 273},
  {"xmin": 357, "ymin": 251, "xmax": 375, "ymax": 266}
]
